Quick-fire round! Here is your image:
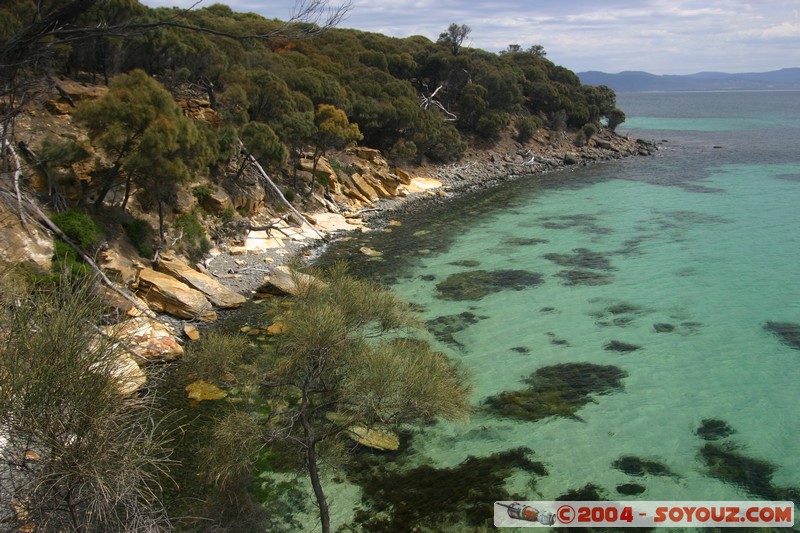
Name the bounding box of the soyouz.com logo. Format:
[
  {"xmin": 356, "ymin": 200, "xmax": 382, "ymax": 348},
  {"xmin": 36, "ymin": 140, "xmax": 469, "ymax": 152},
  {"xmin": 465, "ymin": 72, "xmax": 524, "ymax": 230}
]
[{"xmin": 494, "ymin": 501, "xmax": 795, "ymax": 528}]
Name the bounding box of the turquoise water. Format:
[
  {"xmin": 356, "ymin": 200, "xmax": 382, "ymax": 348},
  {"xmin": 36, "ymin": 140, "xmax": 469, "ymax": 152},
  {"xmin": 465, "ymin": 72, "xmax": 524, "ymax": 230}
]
[{"xmin": 308, "ymin": 91, "xmax": 800, "ymax": 529}]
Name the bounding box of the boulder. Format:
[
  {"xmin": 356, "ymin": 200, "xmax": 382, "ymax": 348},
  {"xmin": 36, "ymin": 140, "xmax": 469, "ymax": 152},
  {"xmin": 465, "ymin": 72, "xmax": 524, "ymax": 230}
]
[
  {"xmin": 347, "ymin": 425, "xmax": 399, "ymax": 451},
  {"xmin": 349, "ymin": 173, "xmax": 381, "ymax": 202},
  {"xmin": 98, "ymin": 247, "xmax": 139, "ymax": 285},
  {"xmin": 156, "ymin": 253, "xmax": 246, "ymax": 308},
  {"xmin": 393, "ymin": 167, "xmax": 413, "ymax": 185},
  {"xmin": 135, "ymin": 268, "xmax": 217, "ymax": 321},
  {"xmin": 200, "ymin": 188, "xmax": 232, "ymax": 215},
  {"xmin": 100, "ymin": 354, "xmax": 146, "ymax": 395},
  {"xmin": 298, "ymin": 156, "xmax": 336, "ymax": 179},
  {"xmin": 108, "ymin": 316, "xmax": 184, "ymax": 363},
  {"xmin": 262, "ymin": 265, "xmax": 325, "ymax": 296}
]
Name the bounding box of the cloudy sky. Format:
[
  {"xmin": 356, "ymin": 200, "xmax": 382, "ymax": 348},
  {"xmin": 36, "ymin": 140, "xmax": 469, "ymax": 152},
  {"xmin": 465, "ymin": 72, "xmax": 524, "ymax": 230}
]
[{"xmin": 139, "ymin": 0, "xmax": 800, "ymax": 75}]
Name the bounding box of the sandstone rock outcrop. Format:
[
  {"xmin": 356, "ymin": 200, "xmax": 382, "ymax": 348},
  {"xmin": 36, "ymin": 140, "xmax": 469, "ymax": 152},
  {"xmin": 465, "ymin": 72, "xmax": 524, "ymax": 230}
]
[
  {"xmin": 0, "ymin": 200, "xmax": 53, "ymax": 272},
  {"xmin": 135, "ymin": 268, "xmax": 217, "ymax": 321},
  {"xmin": 156, "ymin": 253, "xmax": 246, "ymax": 308}
]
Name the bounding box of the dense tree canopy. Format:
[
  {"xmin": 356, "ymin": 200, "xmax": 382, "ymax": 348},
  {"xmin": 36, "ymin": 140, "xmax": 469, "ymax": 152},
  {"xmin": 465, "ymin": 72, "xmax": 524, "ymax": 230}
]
[{"xmin": 2, "ymin": 1, "xmax": 623, "ymax": 176}]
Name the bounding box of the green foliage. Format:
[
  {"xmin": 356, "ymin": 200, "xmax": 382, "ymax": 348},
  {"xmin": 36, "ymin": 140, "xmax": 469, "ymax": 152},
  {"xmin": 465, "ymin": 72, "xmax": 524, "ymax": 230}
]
[
  {"xmin": 174, "ymin": 212, "xmax": 211, "ymax": 261},
  {"xmin": 575, "ymin": 123, "xmax": 598, "ymax": 147},
  {"xmin": 607, "ymin": 107, "xmax": 626, "ymax": 131},
  {"xmin": 121, "ymin": 217, "xmax": 154, "ymax": 258},
  {"xmin": 0, "ymin": 275, "xmax": 172, "ymax": 531},
  {"xmin": 49, "ymin": 210, "xmax": 103, "ymax": 279},
  {"xmin": 191, "ymin": 183, "xmax": 216, "ymax": 203},
  {"xmin": 515, "ymin": 115, "xmax": 543, "ymax": 143},
  {"xmin": 240, "ymin": 121, "xmax": 288, "ymax": 168},
  {"xmin": 51, "ymin": 210, "xmax": 103, "ymax": 249}
]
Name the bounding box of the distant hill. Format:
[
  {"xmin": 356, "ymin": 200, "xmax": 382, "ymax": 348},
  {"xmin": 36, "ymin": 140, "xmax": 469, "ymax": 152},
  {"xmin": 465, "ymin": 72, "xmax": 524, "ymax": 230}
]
[{"xmin": 578, "ymin": 68, "xmax": 800, "ymax": 92}]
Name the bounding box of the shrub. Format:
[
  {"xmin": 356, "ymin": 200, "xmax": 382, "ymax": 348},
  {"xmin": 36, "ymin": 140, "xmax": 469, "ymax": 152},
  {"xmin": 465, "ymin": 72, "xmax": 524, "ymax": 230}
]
[
  {"xmin": 50, "ymin": 210, "xmax": 103, "ymax": 277},
  {"xmin": 175, "ymin": 213, "xmax": 211, "ymax": 261},
  {"xmin": 515, "ymin": 116, "xmax": 543, "ymax": 143},
  {"xmin": 51, "ymin": 210, "xmax": 102, "ymax": 249},
  {"xmin": 121, "ymin": 218, "xmax": 155, "ymax": 259}
]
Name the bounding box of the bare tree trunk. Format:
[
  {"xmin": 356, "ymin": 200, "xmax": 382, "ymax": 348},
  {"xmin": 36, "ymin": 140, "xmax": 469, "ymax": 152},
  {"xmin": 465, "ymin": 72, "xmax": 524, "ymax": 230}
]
[
  {"xmin": 238, "ymin": 138, "xmax": 327, "ymax": 241},
  {"xmin": 300, "ymin": 379, "xmax": 330, "ymax": 533}
]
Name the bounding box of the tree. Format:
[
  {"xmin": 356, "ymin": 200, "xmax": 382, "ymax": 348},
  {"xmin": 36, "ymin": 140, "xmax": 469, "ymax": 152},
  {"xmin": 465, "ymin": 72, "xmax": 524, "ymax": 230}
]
[
  {"xmin": 125, "ymin": 112, "xmax": 207, "ymax": 246},
  {"xmin": 311, "ymin": 104, "xmax": 362, "ymax": 192},
  {"xmin": 237, "ymin": 121, "xmax": 289, "ymax": 179},
  {"xmin": 0, "ymin": 273, "xmax": 172, "ymax": 532},
  {"xmin": 606, "ymin": 107, "xmax": 626, "ymax": 131},
  {"xmin": 277, "ymin": 110, "xmax": 316, "ymax": 187},
  {"xmin": 259, "ymin": 264, "xmax": 471, "ymax": 533},
  {"xmin": 74, "ymin": 69, "xmax": 194, "ymax": 209},
  {"xmin": 527, "ymin": 44, "xmax": 547, "ymax": 57},
  {"xmin": 437, "ymin": 23, "xmax": 471, "ymax": 56}
]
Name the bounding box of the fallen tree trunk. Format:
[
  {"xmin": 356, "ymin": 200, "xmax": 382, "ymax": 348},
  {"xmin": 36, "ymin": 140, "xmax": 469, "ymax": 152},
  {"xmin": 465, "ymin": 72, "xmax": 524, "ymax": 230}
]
[
  {"xmin": 238, "ymin": 138, "xmax": 327, "ymax": 242},
  {"xmin": 26, "ymin": 199, "xmax": 158, "ymax": 320}
]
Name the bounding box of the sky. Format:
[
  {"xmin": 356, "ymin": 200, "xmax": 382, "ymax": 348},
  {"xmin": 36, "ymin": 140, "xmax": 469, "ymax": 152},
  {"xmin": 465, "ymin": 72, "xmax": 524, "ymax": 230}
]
[{"xmin": 138, "ymin": 0, "xmax": 800, "ymax": 75}]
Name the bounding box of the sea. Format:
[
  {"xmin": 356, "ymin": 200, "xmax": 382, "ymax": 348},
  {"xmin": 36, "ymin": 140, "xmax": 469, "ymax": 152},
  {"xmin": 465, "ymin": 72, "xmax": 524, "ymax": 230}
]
[{"xmin": 290, "ymin": 90, "xmax": 800, "ymax": 530}]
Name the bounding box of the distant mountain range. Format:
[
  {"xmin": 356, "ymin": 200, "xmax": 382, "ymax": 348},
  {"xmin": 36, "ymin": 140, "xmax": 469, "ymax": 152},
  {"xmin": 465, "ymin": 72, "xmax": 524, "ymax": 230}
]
[{"xmin": 577, "ymin": 68, "xmax": 800, "ymax": 92}]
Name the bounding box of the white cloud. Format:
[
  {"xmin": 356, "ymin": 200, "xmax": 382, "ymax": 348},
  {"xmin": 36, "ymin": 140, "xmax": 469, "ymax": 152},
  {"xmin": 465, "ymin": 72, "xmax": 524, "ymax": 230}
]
[{"xmin": 136, "ymin": 0, "xmax": 799, "ymax": 74}]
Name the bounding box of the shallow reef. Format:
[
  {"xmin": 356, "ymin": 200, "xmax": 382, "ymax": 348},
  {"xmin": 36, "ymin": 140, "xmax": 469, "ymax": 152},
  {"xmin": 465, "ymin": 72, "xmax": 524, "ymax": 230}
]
[
  {"xmin": 504, "ymin": 236, "xmax": 550, "ymax": 246},
  {"xmin": 346, "ymin": 447, "xmax": 547, "ymax": 531},
  {"xmin": 543, "ymin": 248, "xmax": 614, "ymax": 270},
  {"xmin": 698, "ymin": 442, "xmax": 800, "ymax": 503},
  {"xmin": 555, "ymin": 483, "xmax": 605, "ymax": 501},
  {"xmin": 435, "ymin": 269, "xmax": 544, "ymax": 300},
  {"xmin": 694, "ymin": 418, "xmax": 736, "ymax": 441},
  {"xmin": 556, "ymin": 269, "xmax": 614, "ymax": 286},
  {"xmin": 612, "ymin": 456, "xmax": 678, "ymax": 478},
  {"xmin": 764, "ymin": 321, "xmax": 800, "ymax": 350},
  {"xmin": 425, "ymin": 311, "xmax": 485, "ymax": 348},
  {"xmin": 484, "ymin": 363, "xmax": 628, "ymax": 422}
]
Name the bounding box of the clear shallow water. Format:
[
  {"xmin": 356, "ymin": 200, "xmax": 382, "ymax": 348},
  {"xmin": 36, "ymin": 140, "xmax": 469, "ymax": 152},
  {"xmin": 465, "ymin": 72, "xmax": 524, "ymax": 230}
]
[{"xmin": 310, "ymin": 91, "xmax": 800, "ymax": 529}]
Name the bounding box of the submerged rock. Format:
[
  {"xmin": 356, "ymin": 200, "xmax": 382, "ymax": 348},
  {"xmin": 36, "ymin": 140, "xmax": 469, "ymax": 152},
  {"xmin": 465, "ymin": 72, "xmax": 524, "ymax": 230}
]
[
  {"xmin": 604, "ymin": 340, "xmax": 641, "ymax": 353},
  {"xmin": 653, "ymin": 323, "xmax": 676, "ymax": 333},
  {"xmin": 484, "ymin": 363, "xmax": 627, "ymax": 422},
  {"xmin": 448, "ymin": 259, "xmax": 481, "ymax": 267},
  {"xmin": 764, "ymin": 321, "xmax": 800, "ymax": 350},
  {"xmin": 695, "ymin": 419, "xmax": 736, "ymax": 441},
  {"xmin": 612, "ymin": 455, "xmax": 678, "ymax": 478},
  {"xmin": 347, "ymin": 425, "xmax": 400, "ymax": 451},
  {"xmin": 435, "ymin": 269, "xmax": 543, "ymax": 300},
  {"xmin": 616, "ymin": 483, "xmax": 646, "ymax": 496}
]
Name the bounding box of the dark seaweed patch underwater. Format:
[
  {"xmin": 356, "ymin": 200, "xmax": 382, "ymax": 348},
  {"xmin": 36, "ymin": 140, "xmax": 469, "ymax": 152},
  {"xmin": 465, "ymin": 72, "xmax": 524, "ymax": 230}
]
[
  {"xmin": 345, "ymin": 447, "xmax": 547, "ymax": 531},
  {"xmin": 484, "ymin": 363, "xmax": 628, "ymax": 422}
]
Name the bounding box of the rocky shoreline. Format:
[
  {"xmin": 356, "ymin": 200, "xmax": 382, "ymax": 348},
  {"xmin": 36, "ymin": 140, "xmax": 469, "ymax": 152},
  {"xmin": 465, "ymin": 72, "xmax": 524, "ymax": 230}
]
[{"xmin": 205, "ymin": 129, "xmax": 657, "ymax": 297}]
